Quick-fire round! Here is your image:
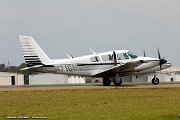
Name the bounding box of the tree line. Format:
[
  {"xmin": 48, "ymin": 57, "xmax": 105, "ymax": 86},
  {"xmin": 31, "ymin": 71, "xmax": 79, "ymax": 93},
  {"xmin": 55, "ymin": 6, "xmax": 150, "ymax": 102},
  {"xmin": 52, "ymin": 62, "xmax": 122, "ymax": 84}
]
[
  {"xmin": 0, "ymin": 63, "xmax": 27, "ymax": 74},
  {"xmin": 0, "ymin": 63, "xmax": 35, "ymax": 75}
]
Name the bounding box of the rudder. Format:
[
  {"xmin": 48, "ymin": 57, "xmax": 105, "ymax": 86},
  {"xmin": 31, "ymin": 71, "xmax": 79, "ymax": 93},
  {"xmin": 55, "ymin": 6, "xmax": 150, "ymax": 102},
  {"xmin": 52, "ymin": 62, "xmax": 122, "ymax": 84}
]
[{"xmin": 18, "ymin": 35, "xmax": 52, "ymax": 67}]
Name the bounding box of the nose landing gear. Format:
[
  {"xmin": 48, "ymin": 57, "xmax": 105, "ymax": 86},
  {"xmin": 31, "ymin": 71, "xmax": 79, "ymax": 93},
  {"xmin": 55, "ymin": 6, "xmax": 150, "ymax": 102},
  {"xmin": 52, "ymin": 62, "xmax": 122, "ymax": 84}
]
[{"xmin": 152, "ymin": 75, "xmax": 159, "ymax": 85}]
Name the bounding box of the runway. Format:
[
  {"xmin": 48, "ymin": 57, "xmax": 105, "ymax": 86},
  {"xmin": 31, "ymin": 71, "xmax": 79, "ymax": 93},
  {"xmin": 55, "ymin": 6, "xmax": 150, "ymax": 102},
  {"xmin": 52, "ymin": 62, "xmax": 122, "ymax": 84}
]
[{"xmin": 0, "ymin": 84, "xmax": 180, "ymax": 91}]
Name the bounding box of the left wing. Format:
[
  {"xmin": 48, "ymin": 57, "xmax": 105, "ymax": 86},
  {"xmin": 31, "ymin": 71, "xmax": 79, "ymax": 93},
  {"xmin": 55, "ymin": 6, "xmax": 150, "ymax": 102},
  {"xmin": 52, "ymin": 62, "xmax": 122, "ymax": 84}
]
[{"xmin": 93, "ymin": 60, "xmax": 143, "ymax": 77}]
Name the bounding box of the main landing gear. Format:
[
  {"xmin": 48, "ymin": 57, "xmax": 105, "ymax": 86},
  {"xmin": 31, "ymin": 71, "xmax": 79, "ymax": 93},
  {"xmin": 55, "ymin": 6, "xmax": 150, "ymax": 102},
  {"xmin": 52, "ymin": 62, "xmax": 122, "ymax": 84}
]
[
  {"xmin": 113, "ymin": 78, "xmax": 122, "ymax": 86},
  {"xmin": 103, "ymin": 74, "xmax": 122, "ymax": 86},
  {"xmin": 152, "ymin": 75, "xmax": 159, "ymax": 85},
  {"xmin": 102, "ymin": 77, "xmax": 111, "ymax": 86}
]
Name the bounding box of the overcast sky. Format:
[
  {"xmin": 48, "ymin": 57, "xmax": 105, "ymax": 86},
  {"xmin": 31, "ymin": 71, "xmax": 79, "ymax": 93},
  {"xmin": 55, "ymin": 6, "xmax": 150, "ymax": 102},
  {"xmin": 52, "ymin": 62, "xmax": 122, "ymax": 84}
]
[{"xmin": 0, "ymin": 0, "xmax": 180, "ymax": 66}]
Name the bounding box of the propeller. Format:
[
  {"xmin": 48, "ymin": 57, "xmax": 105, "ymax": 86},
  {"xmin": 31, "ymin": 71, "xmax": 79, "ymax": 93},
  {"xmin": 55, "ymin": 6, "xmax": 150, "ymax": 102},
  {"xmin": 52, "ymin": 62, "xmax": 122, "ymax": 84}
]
[
  {"xmin": 158, "ymin": 49, "xmax": 167, "ymax": 70},
  {"xmin": 143, "ymin": 50, "xmax": 146, "ymax": 57},
  {"xmin": 113, "ymin": 51, "xmax": 117, "ymax": 66}
]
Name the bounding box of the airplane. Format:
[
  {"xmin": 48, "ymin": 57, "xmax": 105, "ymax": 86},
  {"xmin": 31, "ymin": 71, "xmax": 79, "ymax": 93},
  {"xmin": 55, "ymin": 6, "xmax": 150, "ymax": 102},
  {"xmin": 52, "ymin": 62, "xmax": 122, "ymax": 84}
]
[{"xmin": 18, "ymin": 35, "xmax": 172, "ymax": 86}]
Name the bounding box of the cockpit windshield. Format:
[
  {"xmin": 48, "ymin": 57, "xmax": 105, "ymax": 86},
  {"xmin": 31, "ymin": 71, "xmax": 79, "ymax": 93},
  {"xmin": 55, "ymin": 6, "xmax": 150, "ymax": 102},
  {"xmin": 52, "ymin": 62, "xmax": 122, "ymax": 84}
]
[{"xmin": 127, "ymin": 51, "xmax": 138, "ymax": 59}]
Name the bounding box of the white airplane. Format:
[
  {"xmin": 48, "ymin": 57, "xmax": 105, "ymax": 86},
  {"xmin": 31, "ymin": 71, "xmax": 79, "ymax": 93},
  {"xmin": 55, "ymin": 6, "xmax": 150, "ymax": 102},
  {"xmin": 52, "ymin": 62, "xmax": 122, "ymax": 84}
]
[{"xmin": 18, "ymin": 35, "xmax": 171, "ymax": 86}]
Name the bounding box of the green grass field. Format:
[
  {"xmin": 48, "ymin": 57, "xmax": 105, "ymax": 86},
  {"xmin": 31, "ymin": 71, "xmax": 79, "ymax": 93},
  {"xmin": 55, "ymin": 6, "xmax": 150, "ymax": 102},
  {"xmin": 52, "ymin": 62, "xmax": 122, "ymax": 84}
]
[{"xmin": 0, "ymin": 88, "xmax": 180, "ymax": 120}]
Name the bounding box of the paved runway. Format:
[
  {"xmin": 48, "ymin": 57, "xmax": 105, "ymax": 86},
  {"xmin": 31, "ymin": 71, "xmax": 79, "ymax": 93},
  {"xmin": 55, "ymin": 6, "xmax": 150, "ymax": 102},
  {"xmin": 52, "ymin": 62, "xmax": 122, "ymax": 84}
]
[{"xmin": 0, "ymin": 84, "xmax": 180, "ymax": 91}]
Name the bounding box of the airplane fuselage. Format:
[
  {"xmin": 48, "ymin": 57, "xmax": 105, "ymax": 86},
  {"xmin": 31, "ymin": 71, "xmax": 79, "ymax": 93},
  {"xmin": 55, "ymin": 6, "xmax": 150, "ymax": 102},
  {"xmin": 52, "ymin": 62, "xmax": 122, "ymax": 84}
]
[{"xmin": 32, "ymin": 50, "xmax": 171, "ymax": 77}]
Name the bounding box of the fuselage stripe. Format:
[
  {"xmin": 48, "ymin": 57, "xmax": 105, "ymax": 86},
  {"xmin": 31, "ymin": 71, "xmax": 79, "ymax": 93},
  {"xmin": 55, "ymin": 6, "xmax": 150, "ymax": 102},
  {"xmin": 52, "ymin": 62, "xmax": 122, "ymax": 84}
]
[{"xmin": 77, "ymin": 63, "xmax": 120, "ymax": 66}]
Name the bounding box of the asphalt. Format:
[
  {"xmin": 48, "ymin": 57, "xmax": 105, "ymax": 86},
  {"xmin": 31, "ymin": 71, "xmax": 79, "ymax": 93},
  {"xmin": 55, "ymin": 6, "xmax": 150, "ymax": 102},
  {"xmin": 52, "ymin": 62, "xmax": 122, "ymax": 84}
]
[{"xmin": 0, "ymin": 84, "xmax": 180, "ymax": 91}]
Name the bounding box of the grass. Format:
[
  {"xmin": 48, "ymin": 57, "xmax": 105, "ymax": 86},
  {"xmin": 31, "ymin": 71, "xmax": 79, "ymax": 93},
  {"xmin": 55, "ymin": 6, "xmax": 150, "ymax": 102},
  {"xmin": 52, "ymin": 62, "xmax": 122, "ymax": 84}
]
[
  {"xmin": 0, "ymin": 88, "xmax": 180, "ymax": 120},
  {"xmin": 0, "ymin": 82, "xmax": 179, "ymax": 88}
]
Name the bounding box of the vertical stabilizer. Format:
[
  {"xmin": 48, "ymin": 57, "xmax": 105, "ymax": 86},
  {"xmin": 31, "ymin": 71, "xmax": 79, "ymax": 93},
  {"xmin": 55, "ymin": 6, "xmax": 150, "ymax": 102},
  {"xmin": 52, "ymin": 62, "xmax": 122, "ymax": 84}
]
[{"xmin": 18, "ymin": 35, "xmax": 51, "ymax": 67}]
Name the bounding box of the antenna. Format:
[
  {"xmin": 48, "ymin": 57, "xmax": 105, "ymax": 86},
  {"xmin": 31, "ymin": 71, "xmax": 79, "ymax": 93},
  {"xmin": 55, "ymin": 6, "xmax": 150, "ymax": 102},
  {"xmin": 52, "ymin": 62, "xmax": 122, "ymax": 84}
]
[
  {"xmin": 65, "ymin": 53, "xmax": 73, "ymax": 59},
  {"xmin": 8, "ymin": 60, "xmax": 10, "ymax": 72},
  {"xmin": 89, "ymin": 48, "xmax": 96, "ymax": 54}
]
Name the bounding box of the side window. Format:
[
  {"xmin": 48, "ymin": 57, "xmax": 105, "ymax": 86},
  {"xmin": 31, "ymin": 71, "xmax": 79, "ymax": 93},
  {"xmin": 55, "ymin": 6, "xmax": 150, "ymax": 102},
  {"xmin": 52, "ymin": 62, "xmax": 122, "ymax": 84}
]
[
  {"xmin": 90, "ymin": 56, "xmax": 100, "ymax": 62},
  {"xmin": 117, "ymin": 53, "xmax": 129, "ymax": 60},
  {"xmin": 109, "ymin": 54, "xmax": 113, "ymax": 61},
  {"xmin": 101, "ymin": 54, "xmax": 113, "ymax": 61},
  {"xmin": 123, "ymin": 53, "xmax": 129, "ymax": 59}
]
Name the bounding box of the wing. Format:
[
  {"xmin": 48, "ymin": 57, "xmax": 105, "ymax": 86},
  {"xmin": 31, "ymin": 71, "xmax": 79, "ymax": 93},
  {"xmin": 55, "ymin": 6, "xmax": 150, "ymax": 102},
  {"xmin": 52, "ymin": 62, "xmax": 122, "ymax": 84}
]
[{"xmin": 93, "ymin": 60, "xmax": 143, "ymax": 77}]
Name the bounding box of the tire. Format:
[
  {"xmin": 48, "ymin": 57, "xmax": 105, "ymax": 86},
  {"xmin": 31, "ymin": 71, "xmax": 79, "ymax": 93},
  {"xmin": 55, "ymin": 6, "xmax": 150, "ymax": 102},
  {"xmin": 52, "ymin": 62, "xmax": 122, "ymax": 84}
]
[
  {"xmin": 152, "ymin": 77, "xmax": 159, "ymax": 85},
  {"xmin": 113, "ymin": 78, "xmax": 122, "ymax": 86},
  {"xmin": 103, "ymin": 77, "xmax": 111, "ymax": 86}
]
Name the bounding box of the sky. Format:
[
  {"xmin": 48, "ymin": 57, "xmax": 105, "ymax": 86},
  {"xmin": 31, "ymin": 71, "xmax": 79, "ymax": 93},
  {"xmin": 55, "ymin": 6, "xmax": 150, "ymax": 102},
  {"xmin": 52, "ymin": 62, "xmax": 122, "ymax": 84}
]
[{"xmin": 0, "ymin": 0, "xmax": 180, "ymax": 66}]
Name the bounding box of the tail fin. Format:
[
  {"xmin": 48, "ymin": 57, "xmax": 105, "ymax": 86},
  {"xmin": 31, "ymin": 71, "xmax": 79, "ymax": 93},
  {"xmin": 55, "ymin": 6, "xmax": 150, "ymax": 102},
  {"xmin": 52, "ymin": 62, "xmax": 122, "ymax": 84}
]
[{"xmin": 18, "ymin": 35, "xmax": 52, "ymax": 67}]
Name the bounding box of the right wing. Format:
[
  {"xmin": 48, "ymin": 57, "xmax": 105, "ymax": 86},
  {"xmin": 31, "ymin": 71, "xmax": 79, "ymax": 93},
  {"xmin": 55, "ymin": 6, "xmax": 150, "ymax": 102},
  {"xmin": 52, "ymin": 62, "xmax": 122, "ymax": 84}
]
[{"xmin": 93, "ymin": 60, "xmax": 143, "ymax": 77}]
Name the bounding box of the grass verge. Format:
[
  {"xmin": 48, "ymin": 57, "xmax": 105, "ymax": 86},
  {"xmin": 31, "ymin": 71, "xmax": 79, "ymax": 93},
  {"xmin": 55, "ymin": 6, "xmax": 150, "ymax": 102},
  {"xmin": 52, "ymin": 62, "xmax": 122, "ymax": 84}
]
[{"xmin": 0, "ymin": 88, "xmax": 180, "ymax": 120}]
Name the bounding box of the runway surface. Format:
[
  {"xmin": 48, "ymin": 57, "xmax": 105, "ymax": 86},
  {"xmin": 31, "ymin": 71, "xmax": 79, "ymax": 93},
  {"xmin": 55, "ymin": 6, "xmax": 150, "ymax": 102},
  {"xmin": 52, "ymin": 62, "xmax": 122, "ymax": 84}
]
[{"xmin": 0, "ymin": 84, "xmax": 180, "ymax": 91}]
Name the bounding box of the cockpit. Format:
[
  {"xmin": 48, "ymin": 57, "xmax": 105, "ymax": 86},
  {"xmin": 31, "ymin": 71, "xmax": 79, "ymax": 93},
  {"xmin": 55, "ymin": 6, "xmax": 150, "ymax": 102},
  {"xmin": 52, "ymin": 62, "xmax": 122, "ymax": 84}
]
[
  {"xmin": 117, "ymin": 51, "xmax": 138, "ymax": 60},
  {"xmin": 90, "ymin": 50, "xmax": 138, "ymax": 62},
  {"xmin": 127, "ymin": 51, "xmax": 138, "ymax": 59}
]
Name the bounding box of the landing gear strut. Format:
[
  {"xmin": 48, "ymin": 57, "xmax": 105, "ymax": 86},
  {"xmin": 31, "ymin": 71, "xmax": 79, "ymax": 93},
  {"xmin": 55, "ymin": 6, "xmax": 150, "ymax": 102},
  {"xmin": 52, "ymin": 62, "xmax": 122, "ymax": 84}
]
[
  {"xmin": 103, "ymin": 77, "xmax": 111, "ymax": 86},
  {"xmin": 112, "ymin": 73, "xmax": 122, "ymax": 86},
  {"xmin": 152, "ymin": 75, "xmax": 159, "ymax": 85},
  {"xmin": 113, "ymin": 78, "xmax": 122, "ymax": 86}
]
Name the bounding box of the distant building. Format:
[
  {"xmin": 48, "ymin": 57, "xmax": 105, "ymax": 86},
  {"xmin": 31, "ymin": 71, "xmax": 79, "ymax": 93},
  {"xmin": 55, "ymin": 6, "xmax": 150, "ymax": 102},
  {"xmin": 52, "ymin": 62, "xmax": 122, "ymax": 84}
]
[
  {"xmin": 0, "ymin": 72, "xmax": 24, "ymax": 85},
  {"xmin": 29, "ymin": 73, "xmax": 85, "ymax": 85},
  {"xmin": 92, "ymin": 66, "xmax": 180, "ymax": 84},
  {"xmin": 92, "ymin": 76, "xmax": 148, "ymax": 83},
  {"xmin": 1, "ymin": 66, "xmax": 179, "ymax": 86},
  {"xmin": 92, "ymin": 78, "xmax": 103, "ymax": 83},
  {"xmin": 67, "ymin": 76, "xmax": 86, "ymax": 84},
  {"xmin": 148, "ymin": 66, "xmax": 180, "ymax": 82}
]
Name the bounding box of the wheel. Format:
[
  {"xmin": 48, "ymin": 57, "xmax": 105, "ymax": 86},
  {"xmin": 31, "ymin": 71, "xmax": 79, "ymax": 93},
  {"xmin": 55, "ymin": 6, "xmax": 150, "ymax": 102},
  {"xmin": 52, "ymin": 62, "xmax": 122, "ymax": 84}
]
[
  {"xmin": 103, "ymin": 77, "xmax": 111, "ymax": 86},
  {"xmin": 152, "ymin": 77, "xmax": 159, "ymax": 85},
  {"xmin": 113, "ymin": 78, "xmax": 122, "ymax": 86}
]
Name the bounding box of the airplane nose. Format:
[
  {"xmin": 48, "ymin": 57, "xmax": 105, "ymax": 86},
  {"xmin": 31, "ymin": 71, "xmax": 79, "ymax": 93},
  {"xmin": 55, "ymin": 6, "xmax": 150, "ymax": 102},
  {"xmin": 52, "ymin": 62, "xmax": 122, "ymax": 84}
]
[
  {"xmin": 166, "ymin": 62, "xmax": 172, "ymax": 67},
  {"xmin": 157, "ymin": 49, "xmax": 168, "ymax": 70},
  {"xmin": 162, "ymin": 62, "xmax": 172, "ymax": 69},
  {"xmin": 160, "ymin": 59, "xmax": 167, "ymax": 65}
]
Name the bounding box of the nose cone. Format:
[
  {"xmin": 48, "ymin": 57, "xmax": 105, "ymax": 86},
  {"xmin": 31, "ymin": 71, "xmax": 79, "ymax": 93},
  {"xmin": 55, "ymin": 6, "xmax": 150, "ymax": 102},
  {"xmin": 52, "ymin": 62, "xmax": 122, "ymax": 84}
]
[
  {"xmin": 162, "ymin": 62, "xmax": 172, "ymax": 69},
  {"xmin": 166, "ymin": 62, "xmax": 172, "ymax": 67},
  {"xmin": 160, "ymin": 59, "xmax": 167, "ymax": 65}
]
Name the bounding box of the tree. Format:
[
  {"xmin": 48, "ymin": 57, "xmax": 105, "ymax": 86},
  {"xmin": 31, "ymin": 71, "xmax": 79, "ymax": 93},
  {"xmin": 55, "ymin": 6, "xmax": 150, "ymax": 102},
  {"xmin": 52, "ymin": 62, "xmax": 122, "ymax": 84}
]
[
  {"xmin": 18, "ymin": 63, "xmax": 27, "ymax": 74},
  {"xmin": 0, "ymin": 64, "xmax": 7, "ymax": 72},
  {"xmin": 9, "ymin": 66, "xmax": 18, "ymax": 72}
]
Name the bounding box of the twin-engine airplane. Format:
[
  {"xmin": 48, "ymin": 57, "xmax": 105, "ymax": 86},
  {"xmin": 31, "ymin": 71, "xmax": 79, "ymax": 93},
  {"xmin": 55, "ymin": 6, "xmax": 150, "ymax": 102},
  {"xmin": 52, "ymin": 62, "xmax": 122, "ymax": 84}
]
[{"xmin": 18, "ymin": 35, "xmax": 171, "ymax": 86}]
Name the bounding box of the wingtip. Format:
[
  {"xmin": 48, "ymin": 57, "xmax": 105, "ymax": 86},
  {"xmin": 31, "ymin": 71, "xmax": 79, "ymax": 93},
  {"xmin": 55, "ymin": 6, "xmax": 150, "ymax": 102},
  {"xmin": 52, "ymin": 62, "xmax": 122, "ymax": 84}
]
[{"xmin": 18, "ymin": 35, "xmax": 32, "ymax": 39}]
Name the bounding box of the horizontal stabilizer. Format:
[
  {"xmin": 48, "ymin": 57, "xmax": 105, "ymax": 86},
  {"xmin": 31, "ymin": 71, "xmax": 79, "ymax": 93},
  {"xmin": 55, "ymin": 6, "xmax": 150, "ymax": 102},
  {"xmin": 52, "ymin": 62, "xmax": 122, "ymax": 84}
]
[{"xmin": 20, "ymin": 65, "xmax": 43, "ymax": 70}]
